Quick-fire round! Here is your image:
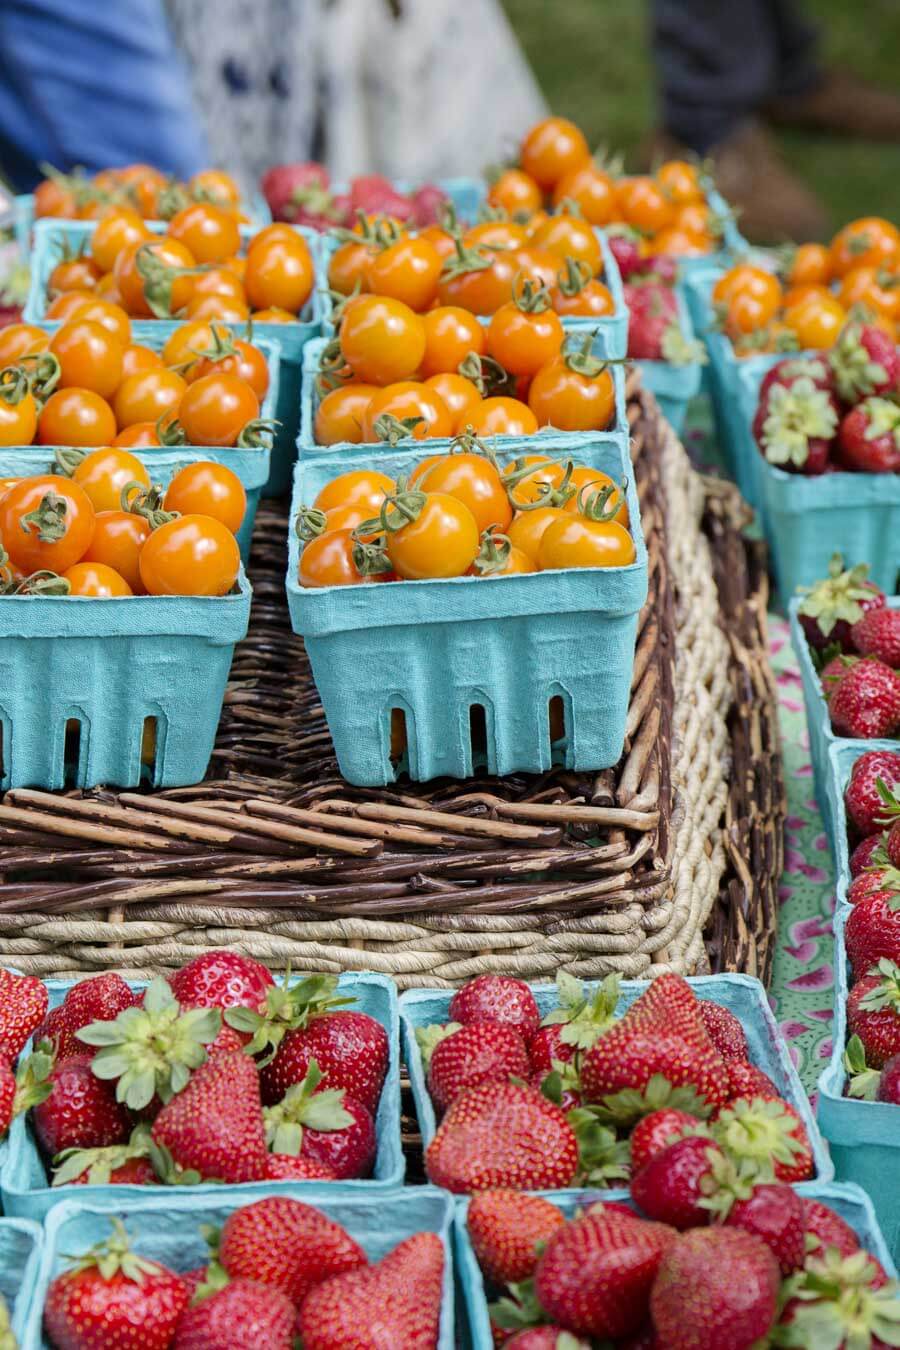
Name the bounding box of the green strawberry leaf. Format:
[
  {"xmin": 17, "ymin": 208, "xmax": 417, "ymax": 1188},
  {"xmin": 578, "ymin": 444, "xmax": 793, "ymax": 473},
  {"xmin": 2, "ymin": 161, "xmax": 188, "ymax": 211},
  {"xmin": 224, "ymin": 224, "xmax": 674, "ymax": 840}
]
[{"xmin": 415, "ymin": 1022, "xmax": 461, "ymax": 1069}]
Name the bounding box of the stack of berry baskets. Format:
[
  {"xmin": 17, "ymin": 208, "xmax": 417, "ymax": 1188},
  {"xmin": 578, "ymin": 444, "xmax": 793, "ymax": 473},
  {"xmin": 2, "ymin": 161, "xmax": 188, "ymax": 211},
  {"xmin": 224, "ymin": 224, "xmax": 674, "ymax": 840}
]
[
  {"xmin": 818, "ymin": 738, "xmax": 900, "ymax": 1264},
  {"xmin": 789, "ymin": 556, "xmax": 900, "ymax": 834},
  {"xmin": 0, "ymin": 959, "xmax": 403, "ymax": 1221},
  {"xmin": 24, "ymin": 215, "xmax": 323, "ymax": 494}
]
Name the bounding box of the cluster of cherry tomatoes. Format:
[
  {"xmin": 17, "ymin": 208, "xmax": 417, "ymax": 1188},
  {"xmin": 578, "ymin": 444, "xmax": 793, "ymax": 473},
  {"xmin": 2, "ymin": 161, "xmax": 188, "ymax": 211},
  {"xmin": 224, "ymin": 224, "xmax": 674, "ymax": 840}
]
[
  {"xmin": 0, "ymin": 453, "xmax": 245, "ymax": 598},
  {"xmin": 0, "ymin": 319, "xmax": 271, "ymax": 450},
  {"xmin": 296, "ymin": 437, "xmax": 635, "ymax": 587},
  {"xmin": 315, "ymin": 290, "xmax": 618, "ymax": 447},
  {"xmin": 713, "ymin": 217, "xmax": 900, "ymax": 355},
  {"xmin": 32, "ymin": 162, "xmax": 253, "ymax": 225},
  {"xmin": 488, "ymin": 115, "xmax": 725, "ymax": 259},
  {"xmin": 38, "ymin": 215, "xmax": 313, "ymax": 327}
]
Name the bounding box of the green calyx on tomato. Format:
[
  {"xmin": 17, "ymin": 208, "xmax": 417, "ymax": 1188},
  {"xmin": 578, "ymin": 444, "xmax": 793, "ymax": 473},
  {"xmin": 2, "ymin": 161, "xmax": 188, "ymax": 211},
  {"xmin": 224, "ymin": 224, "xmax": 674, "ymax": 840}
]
[
  {"xmin": 51, "ymin": 447, "xmax": 86, "ymax": 478},
  {"xmin": 472, "ymin": 525, "xmax": 513, "ymax": 575},
  {"xmin": 561, "ymin": 331, "xmax": 609, "ymax": 379},
  {"xmin": 447, "ymin": 426, "xmax": 498, "ymax": 466},
  {"xmin": 373, "ymin": 412, "xmax": 425, "ymax": 446},
  {"xmin": 0, "ymin": 353, "xmax": 61, "ymax": 405},
  {"xmin": 18, "ymin": 490, "xmax": 69, "ymax": 543},
  {"xmin": 236, "ymin": 417, "xmax": 278, "ymax": 449},
  {"xmin": 577, "ymin": 478, "xmax": 627, "ymax": 522},
  {"xmin": 134, "ymin": 243, "xmax": 209, "ymax": 319},
  {"xmin": 295, "ymin": 505, "xmax": 328, "ymax": 543},
  {"xmin": 316, "ymin": 336, "xmax": 351, "ymax": 394},
  {"xmin": 124, "ymin": 482, "xmax": 178, "ymax": 530},
  {"xmin": 155, "ymin": 412, "xmax": 187, "ymax": 447},
  {"xmin": 510, "ymin": 276, "xmax": 553, "ymax": 314},
  {"xmin": 504, "ymin": 457, "xmax": 576, "ymax": 512},
  {"xmin": 555, "ymin": 256, "xmax": 594, "ymax": 298},
  {"xmin": 153, "ymin": 179, "xmax": 191, "ymax": 221},
  {"xmin": 457, "ymin": 351, "xmax": 512, "ymax": 397},
  {"xmin": 439, "ymin": 234, "xmax": 493, "ymax": 281},
  {"xmin": 353, "ymin": 478, "xmax": 426, "ymax": 539},
  {"xmin": 352, "ymin": 534, "xmax": 391, "ymax": 577}
]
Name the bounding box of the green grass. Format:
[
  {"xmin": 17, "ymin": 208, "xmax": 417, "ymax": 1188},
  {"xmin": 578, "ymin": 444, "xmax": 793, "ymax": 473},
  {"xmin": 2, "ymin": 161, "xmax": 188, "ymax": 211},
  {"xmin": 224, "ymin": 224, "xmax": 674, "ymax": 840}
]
[{"xmin": 501, "ymin": 0, "xmax": 900, "ymax": 231}]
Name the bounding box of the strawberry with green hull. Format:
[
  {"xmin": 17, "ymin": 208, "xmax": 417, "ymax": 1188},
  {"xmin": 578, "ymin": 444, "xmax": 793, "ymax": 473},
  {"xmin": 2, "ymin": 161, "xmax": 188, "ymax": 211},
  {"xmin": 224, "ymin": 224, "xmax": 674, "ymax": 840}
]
[
  {"xmin": 169, "ymin": 950, "xmax": 274, "ymax": 1024},
  {"xmin": 852, "ymin": 833, "xmax": 887, "ymax": 875},
  {"xmin": 505, "ymin": 1331, "xmax": 590, "ymax": 1349},
  {"xmin": 628, "ymin": 1108, "xmax": 707, "ymax": 1173},
  {"xmin": 753, "ymin": 375, "xmax": 838, "ymax": 475},
  {"xmin": 844, "ymin": 751, "xmax": 900, "ymax": 838},
  {"xmin": 421, "ymin": 1021, "xmax": 530, "ymax": 1114},
  {"xmin": 0, "ymin": 1042, "xmax": 53, "ymax": 1139},
  {"xmin": 650, "ymin": 1227, "xmax": 780, "ymax": 1350},
  {"xmin": 52, "ymin": 1124, "xmax": 160, "ymax": 1187},
  {"xmin": 759, "ymin": 354, "xmax": 835, "ymax": 403},
  {"xmin": 262, "ymin": 1061, "xmax": 376, "ymax": 1179},
  {"xmin": 829, "ymin": 320, "xmax": 900, "ymax": 403},
  {"xmin": 468, "ymin": 1190, "xmax": 566, "ymax": 1285},
  {"xmin": 846, "ymin": 959, "xmax": 900, "ymax": 1068},
  {"xmin": 36, "ymin": 974, "xmax": 137, "ymax": 1062},
  {"xmin": 151, "ymin": 1048, "xmax": 269, "ymax": 1184},
  {"xmin": 774, "ymin": 1247, "xmax": 900, "ymax": 1348},
  {"xmin": 711, "ymin": 1095, "xmax": 814, "ymax": 1184},
  {"xmin": 173, "ymin": 1278, "xmax": 296, "ymax": 1350},
  {"xmin": 839, "ymin": 397, "xmax": 900, "ymax": 473},
  {"xmin": 847, "ymin": 869, "xmax": 900, "ymax": 905},
  {"xmin": 802, "ymin": 1199, "xmax": 862, "ymax": 1259},
  {"xmin": 0, "ymin": 965, "xmax": 48, "ymax": 1061},
  {"xmin": 630, "ymin": 1135, "xmax": 726, "ymax": 1230},
  {"xmin": 797, "ymin": 555, "xmax": 885, "ymax": 653},
  {"xmin": 845, "ymin": 894, "xmax": 900, "ymax": 976},
  {"xmin": 218, "ymin": 1196, "xmax": 367, "ymax": 1306},
  {"xmin": 829, "ymin": 658, "xmax": 900, "ymax": 739}
]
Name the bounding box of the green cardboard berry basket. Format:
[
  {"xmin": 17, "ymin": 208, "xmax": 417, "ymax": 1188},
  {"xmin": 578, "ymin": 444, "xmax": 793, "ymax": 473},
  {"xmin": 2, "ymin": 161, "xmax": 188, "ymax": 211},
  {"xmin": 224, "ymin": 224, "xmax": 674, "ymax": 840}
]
[
  {"xmin": 286, "ymin": 431, "xmax": 644, "ymax": 786},
  {"xmin": 1, "ymin": 972, "xmax": 403, "ymax": 1222},
  {"xmin": 23, "ymin": 218, "xmax": 321, "ymax": 495},
  {"xmin": 399, "ymin": 973, "xmax": 830, "ymax": 1181},
  {"xmin": 23, "ymin": 1188, "xmax": 454, "ymax": 1350},
  {"xmin": 454, "ymin": 1180, "xmax": 896, "ymax": 1350}
]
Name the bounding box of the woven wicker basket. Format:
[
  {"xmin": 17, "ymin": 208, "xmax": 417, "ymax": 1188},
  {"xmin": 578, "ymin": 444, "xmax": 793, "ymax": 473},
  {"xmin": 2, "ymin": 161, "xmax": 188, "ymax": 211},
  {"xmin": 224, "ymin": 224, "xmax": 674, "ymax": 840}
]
[{"xmin": 0, "ymin": 376, "xmax": 783, "ymax": 985}]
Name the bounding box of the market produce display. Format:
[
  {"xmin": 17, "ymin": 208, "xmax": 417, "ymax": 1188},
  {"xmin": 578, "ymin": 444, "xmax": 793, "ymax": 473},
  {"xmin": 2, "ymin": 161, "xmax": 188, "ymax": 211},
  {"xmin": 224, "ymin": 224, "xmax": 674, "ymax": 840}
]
[{"xmin": 30, "ymin": 163, "xmax": 255, "ymax": 224}]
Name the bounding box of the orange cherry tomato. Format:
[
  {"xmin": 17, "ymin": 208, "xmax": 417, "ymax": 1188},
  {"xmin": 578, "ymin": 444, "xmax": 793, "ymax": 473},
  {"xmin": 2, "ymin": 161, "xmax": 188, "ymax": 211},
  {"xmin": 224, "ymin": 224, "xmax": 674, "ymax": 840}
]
[
  {"xmin": 250, "ymin": 307, "xmax": 296, "ymax": 323},
  {"xmin": 184, "ymin": 294, "xmax": 250, "ymax": 323},
  {"xmin": 436, "ymin": 249, "xmax": 519, "ymax": 315},
  {"xmin": 514, "ymin": 246, "xmax": 564, "ymax": 293},
  {"xmin": 417, "ymin": 225, "xmax": 460, "ymax": 264},
  {"xmin": 90, "ymin": 208, "xmax": 151, "ymax": 273},
  {"xmin": 366, "ymin": 237, "xmax": 443, "ymax": 312},
  {"xmin": 71, "ymin": 448, "xmax": 150, "ymax": 512},
  {"xmin": 783, "ymin": 292, "xmax": 847, "ymax": 349},
  {"xmin": 837, "ymin": 267, "xmax": 900, "ymax": 321},
  {"xmin": 121, "ymin": 344, "xmax": 164, "ymax": 380},
  {"xmin": 420, "ymin": 307, "xmax": 486, "ymax": 377},
  {"xmin": 189, "ymin": 169, "xmax": 240, "ymax": 207},
  {"xmin": 416, "ymin": 455, "xmax": 512, "ymax": 532},
  {"xmin": 314, "ymin": 383, "xmax": 377, "ymax": 445},
  {"xmin": 77, "ymin": 198, "xmax": 112, "ymax": 222},
  {"xmin": 114, "ymin": 238, "xmax": 196, "ymax": 318},
  {"xmin": 45, "ymin": 291, "xmax": 94, "ymax": 322},
  {"xmin": 82, "ymin": 510, "xmax": 150, "ymax": 593},
  {"xmin": 656, "ymin": 159, "xmax": 705, "ymax": 206},
  {"xmin": 49, "ymin": 319, "xmax": 124, "ymax": 398},
  {"xmin": 830, "ymin": 217, "xmax": 900, "ymax": 278},
  {"xmin": 0, "ymin": 324, "xmax": 50, "ymax": 365},
  {"xmin": 189, "ymin": 332, "xmax": 270, "ymax": 400},
  {"xmin": 713, "ymin": 263, "xmax": 782, "ymax": 309},
  {"xmin": 139, "ymin": 513, "xmax": 240, "ymax": 596},
  {"xmin": 487, "ymin": 297, "xmax": 564, "ymax": 377},
  {"xmin": 361, "ymin": 382, "xmax": 453, "ymax": 443},
  {"xmin": 299, "ymin": 529, "xmax": 371, "ymax": 588},
  {"xmin": 386, "ymin": 492, "xmax": 480, "ymax": 579},
  {"xmin": 222, "ymin": 254, "xmax": 247, "ymax": 282},
  {"xmin": 340, "ymin": 296, "xmax": 426, "ymax": 384},
  {"xmin": 34, "ymin": 178, "xmax": 77, "ymax": 218},
  {"xmin": 467, "ymin": 396, "xmax": 538, "ymax": 437},
  {"xmin": 507, "ymin": 506, "xmax": 569, "ymax": 563},
  {"xmin": 177, "ymin": 372, "xmax": 260, "ymax": 447},
  {"xmin": 487, "ymin": 167, "xmax": 543, "ymax": 218},
  {"xmin": 617, "ymin": 177, "xmax": 675, "ymax": 234},
  {"xmin": 167, "ymin": 202, "xmax": 240, "ymax": 265},
  {"xmin": 93, "ymin": 273, "xmax": 124, "ymax": 304},
  {"xmin": 503, "ymin": 454, "xmax": 566, "ymax": 508},
  {"xmin": 563, "ymin": 466, "xmax": 628, "ymax": 526},
  {"xmin": 69, "ymin": 297, "xmax": 132, "ymax": 347},
  {"xmin": 782, "ymin": 283, "xmax": 831, "ymax": 310},
  {"xmin": 183, "ymin": 268, "xmax": 245, "ymax": 307},
  {"xmin": 320, "ymin": 503, "xmax": 377, "ymax": 535},
  {"xmin": 313, "ymin": 469, "xmax": 394, "ymax": 514},
  {"xmin": 0, "ymin": 475, "xmax": 95, "ymax": 573},
  {"xmin": 423, "ymin": 373, "xmax": 482, "ymax": 434},
  {"xmin": 552, "ymin": 163, "xmax": 618, "ymax": 225},
  {"xmin": 127, "ymin": 165, "xmax": 168, "ymax": 218},
  {"xmin": 161, "ymin": 320, "xmax": 217, "ymax": 370},
  {"xmin": 164, "ymin": 461, "xmax": 246, "ymax": 533},
  {"xmin": 63, "ymin": 560, "xmax": 133, "ymax": 596},
  {"xmin": 652, "ymin": 227, "xmax": 711, "ymax": 257},
  {"xmin": 37, "ymin": 388, "xmax": 117, "ymax": 447},
  {"xmin": 520, "ymin": 116, "xmax": 590, "ymax": 191},
  {"xmin": 530, "ymin": 214, "xmax": 602, "ymax": 275},
  {"xmin": 552, "ymin": 267, "xmax": 615, "ymax": 318},
  {"xmin": 0, "ymin": 384, "xmax": 38, "ymax": 446},
  {"xmin": 244, "ymin": 234, "xmax": 313, "ymax": 314},
  {"xmin": 528, "ymin": 353, "xmax": 616, "ymax": 431},
  {"xmin": 538, "ymin": 515, "xmax": 635, "ymax": 569},
  {"xmin": 470, "ymin": 538, "xmax": 535, "ymax": 577},
  {"xmin": 114, "ymin": 368, "xmax": 187, "ymax": 429},
  {"xmin": 786, "ymin": 241, "xmax": 832, "ymax": 287},
  {"xmin": 672, "ymin": 202, "xmax": 711, "ymax": 236},
  {"xmin": 463, "ymin": 221, "xmax": 530, "ymax": 252},
  {"xmin": 112, "ymin": 422, "xmax": 162, "ymax": 448},
  {"xmin": 48, "ymin": 255, "xmax": 101, "ymax": 296},
  {"xmin": 328, "ymin": 239, "xmax": 376, "ymax": 296}
]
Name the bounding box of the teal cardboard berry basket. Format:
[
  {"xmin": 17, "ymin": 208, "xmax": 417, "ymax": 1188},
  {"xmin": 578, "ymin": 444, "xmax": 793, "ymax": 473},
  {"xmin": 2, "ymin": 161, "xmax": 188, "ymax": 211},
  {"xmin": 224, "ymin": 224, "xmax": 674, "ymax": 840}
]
[
  {"xmin": 23, "ymin": 218, "xmax": 321, "ymax": 495},
  {"xmin": 0, "ymin": 1218, "xmax": 43, "ymax": 1344},
  {"xmin": 296, "ymin": 335, "xmax": 628, "ymax": 459},
  {"xmin": 454, "ymin": 1180, "xmax": 895, "ymax": 1350},
  {"xmin": 636, "ymin": 288, "xmax": 705, "ymax": 435},
  {"xmin": 399, "ymin": 973, "xmax": 831, "ymax": 1181},
  {"xmin": 824, "ymin": 740, "xmax": 900, "ymax": 880},
  {"xmin": 1, "ymin": 971, "xmax": 403, "ymax": 1222},
  {"xmin": 0, "ymin": 569, "xmax": 250, "ymax": 790},
  {"xmin": 286, "ymin": 431, "xmax": 644, "ymax": 786},
  {"xmin": 23, "ymin": 1188, "xmax": 454, "ymax": 1350},
  {"xmin": 788, "ymin": 596, "xmax": 900, "ymax": 838}
]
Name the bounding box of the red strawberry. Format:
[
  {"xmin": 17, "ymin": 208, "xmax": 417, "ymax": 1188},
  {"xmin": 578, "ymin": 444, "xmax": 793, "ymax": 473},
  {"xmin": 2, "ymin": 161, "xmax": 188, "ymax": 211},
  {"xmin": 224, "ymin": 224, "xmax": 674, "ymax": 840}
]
[
  {"xmin": 830, "ymin": 320, "xmax": 900, "ymax": 402},
  {"xmin": 247, "ymin": 976, "xmax": 388, "ymax": 1115},
  {"xmin": 467, "ymin": 1190, "xmax": 565, "ymax": 1284},
  {"xmin": 266, "ymin": 1153, "xmax": 336, "ymax": 1180},
  {"xmin": 205, "ymin": 1024, "xmax": 248, "ymax": 1059},
  {"xmin": 426, "ymin": 1023, "xmax": 530, "ymax": 1113},
  {"xmin": 173, "ymin": 1277, "xmax": 295, "ymax": 1350},
  {"xmin": 529, "ymin": 971, "xmax": 621, "ymax": 1064},
  {"xmin": 759, "ymin": 354, "xmax": 834, "ymax": 402},
  {"xmin": 260, "ymin": 162, "xmax": 330, "ymax": 222},
  {"xmin": 263, "ymin": 1063, "xmax": 376, "ymax": 1179},
  {"xmin": 630, "ymin": 1136, "xmax": 723, "ymax": 1230},
  {"xmin": 43, "ymin": 1219, "xmax": 189, "ymax": 1350},
  {"xmin": 36, "ymin": 974, "xmax": 137, "ymax": 1062},
  {"xmin": 0, "ymin": 1043, "xmax": 52, "ymax": 1138},
  {"xmin": 52, "ymin": 1125, "xmax": 158, "ymax": 1187},
  {"xmin": 629, "ymin": 1108, "xmax": 706, "ymax": 1173},
  {"xmin": 844, "ymin": 751, "xmax": 900, "ymax": 837},
  {"xmin": 425, "ymin": 1082, "xmax": 579, "ymax": 1193},
  {"xmin": 887, "ymin": 819, "xmax": 900, "ymax": 871},
  {"xmin": 624, "ymin": 974, "xmax": 708, "ymax": 1044},
  {"xmin": 754, "ymin": 377, "xmax": 837, "ymax": 474},
  {"xmin": 170, "ymin": 950, "xmax": 274, "ymax": 1020},
  {"xmin": 505, "ymin": 1331, "xmax": 590, "ymax": 1349},
  {"xmin": 821, "ymin": 654, "xmax": 856, "ymax": 701},
  {"xmin": 847, "ymin": 870, "xmax": 900, "ymax": 905},
  {"xmin": 607, "ymin": 232, "xmax": 643, "ymax": 280},
  {"xmin": 650, "ymin": 1228, "xmax": 780, "ymax": 1350},
  {"xmin": 722, "ymin": 1181, "xmax": 806, "ymax": 1274},
  {"xmin": 838, "ymin": 398, "xmax": 900, "ymax": 473},
  {"xmin": 775, "ymin": 1246, "xmax": 895, "ymax": 1346},
  {"xmin": 33, "ymin": 1054, "xmax": 130, "ymax": 1157},
  {"xmin": 847, "ymin": 958, "xmax": 900, "ymax": 1067},
  {"xmin": 151, "ymin": 1049, "xmax": 268, "ymax": 1184},
  {"xmin": 851, "ymin": 833, "xmax": 887, "ymax": 875},
  {"xmin": 725, "ymin": 1060, "xmax": 780, "ymax": 1101},
  {"xmin": 219, "ymin": 1195, "xmax": 366, "ymax": 1304},
  {"xmin": 529, "ymin": 1069, "xmax": 581, "ymax": 1111},
  {"xmin": 626, "ymin": 283, "xmax": 680, "ymax": 360},
  {"xmin": 580, "ymin": 1029, "xmax": 729, "ymax": 1113},
  {"xmin": 0, "ymin": 967, "xmax": 47, "ymax": 1061},
  {"xmin": 845, "ymin": 893, "xmax": 900, "ymax": 976},
  {"xmin": 410, "ymin": 184, "xmax": 450, "ymax": 228},
  {"xmin": 297, "ymin": 1232, "xmax": 443, "ymax": 1350},
  {"xmin": 449, "ymin": 975, "xmax": 541, "ymax": 1044},
  {"xmin": 712, "ymin": 1096, "xmax": 814, "ymax": 1183},
  {"xmin": 852, "ymin": 609, "xmax": 900, "ymax": 669},
  {"xmin": 877, "ymin": 1052, "xmax": 900, "ymax": 1103},
  {"xmin": 829, "ymin": 658, "xmax": 900, "ymax": 738},
  {"xmin": 798, "ymin": 556, "xmax": 885, "ymax": 653},
  {"xmin": 801, "ymin": 1199, "xmax": 861, "ymax": 1258},
  {"xmin": 633, "ymin": 252, "xmax": 679, "ymax": 286},
  {"xmin": 528, "ymin": 1024, "xmax": 577, "ymax": 1074},
  {"xmin": 69, "ymin": 1156, "xmax": 156, "ymax": 1187},
  {"xmin": 697, "ymin": 1002, "xmax": 748, "ymax": 1061},
  {"xmin": 534, "ymin": 1207, "xmax": 673, "ymax": 1339}
]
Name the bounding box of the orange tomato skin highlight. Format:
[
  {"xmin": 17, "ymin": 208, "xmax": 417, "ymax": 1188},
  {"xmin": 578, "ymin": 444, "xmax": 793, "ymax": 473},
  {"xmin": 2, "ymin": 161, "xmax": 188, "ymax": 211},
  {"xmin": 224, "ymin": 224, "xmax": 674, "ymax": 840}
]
[
  {"xmin": 63, "ymin": 561, "xmax": 133, "ymax": 597},
  {"xmin": 139, "ymin": 514, "xmax": 240, "ymax": 596}
]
